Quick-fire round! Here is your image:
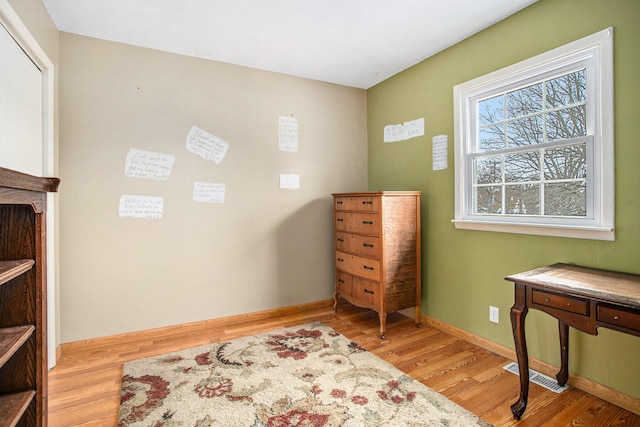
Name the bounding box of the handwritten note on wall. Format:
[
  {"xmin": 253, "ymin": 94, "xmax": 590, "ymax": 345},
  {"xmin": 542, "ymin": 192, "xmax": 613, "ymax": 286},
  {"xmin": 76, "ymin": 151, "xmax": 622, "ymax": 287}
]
[
  {"xmin": 279, "ymin": 174, "xmax": 300, "ymax": 190},
  {"xmin": 384, "ymin": 118, "xmax": 425, "ymax": 143},
  {"xmin": 432, "ymin": 135, "xmax": 448, "ymax": 170},
  {"xmin": 278, "ymin": 116, "xmax": 298, "ymax": 152},
  {"xmin": 119, "ymin": 195, "xmax": 164, "ymax": 219},
  {"xmin": 186, "ymin": 126, "xmax": 229, "ymax": 163},
  {"xmin": 124, "ymin": 148, "xmax": 175, "ymax": 180},
  {"xmin": 193, "ymin": 182, "xmax": 225, "ymax": 203}
]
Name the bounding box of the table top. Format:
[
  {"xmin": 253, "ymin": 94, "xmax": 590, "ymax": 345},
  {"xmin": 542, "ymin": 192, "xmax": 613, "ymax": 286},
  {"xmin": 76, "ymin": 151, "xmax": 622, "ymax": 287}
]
[{"xmin": 505, "ymin": 263, "xmax": 640, "ymax": 308}]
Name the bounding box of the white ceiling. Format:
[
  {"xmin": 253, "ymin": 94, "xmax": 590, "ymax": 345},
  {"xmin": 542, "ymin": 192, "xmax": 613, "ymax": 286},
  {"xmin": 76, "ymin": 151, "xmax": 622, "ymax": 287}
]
[{"xmin": 42, "ymin": 0, "xmax": 537, "ymax": 89}]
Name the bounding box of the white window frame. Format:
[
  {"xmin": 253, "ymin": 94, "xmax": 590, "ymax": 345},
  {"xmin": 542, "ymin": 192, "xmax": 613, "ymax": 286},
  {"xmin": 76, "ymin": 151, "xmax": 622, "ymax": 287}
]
[{"xmin": 453, "ymin": 28, "xmax": 614, "ymax": 241}]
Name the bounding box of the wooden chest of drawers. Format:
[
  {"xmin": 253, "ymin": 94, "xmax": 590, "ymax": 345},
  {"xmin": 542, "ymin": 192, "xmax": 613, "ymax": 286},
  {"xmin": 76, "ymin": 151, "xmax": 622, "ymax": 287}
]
[{"xmin": 332, "ymin": 191, "xmax": 421, "ymax": 338}]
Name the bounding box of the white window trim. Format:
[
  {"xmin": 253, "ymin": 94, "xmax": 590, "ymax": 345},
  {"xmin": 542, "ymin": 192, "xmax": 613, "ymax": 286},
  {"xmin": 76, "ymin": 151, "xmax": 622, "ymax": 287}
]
[{"xmin": 453, "ymin": 28, "xmax": 614, "ymax": 241}]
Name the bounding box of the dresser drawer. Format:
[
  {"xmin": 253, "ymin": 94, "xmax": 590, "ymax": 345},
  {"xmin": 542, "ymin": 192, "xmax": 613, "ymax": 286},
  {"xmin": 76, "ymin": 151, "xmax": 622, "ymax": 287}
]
[
  {"xmin": 335, "ymin": 270, "xmax": 353, "ymax": 297},
  {"xmin": 335, "ymin": 251, "xmax": 380, "ymax": 281},
  {"xmin": 335, "ymin": 196, "xmax": 380, "ymax": 212},
  {"xmin": 353, "ymin": 276, "xmax": 380, "ymax": 309},
  {"xmin": 335, "ymin": 212, "xmax": 380, "ymax": 235},
  {"xmin": 335, "ymin": 232, "xmax": 379, "ymax": 259},
  {"xmin": 531, "ymin": 289, "xmax": 589, "ymax": 315},
  {"xmin": 597, "ymin": 304, "xmax": 640, "ymax": 333}
]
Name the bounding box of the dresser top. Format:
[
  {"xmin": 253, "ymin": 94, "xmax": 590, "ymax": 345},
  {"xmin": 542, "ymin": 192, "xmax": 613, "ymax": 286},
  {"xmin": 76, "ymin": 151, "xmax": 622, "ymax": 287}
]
[{"xmin": 332, "ymin": 191, "xmax": 421, "ymax": 197}]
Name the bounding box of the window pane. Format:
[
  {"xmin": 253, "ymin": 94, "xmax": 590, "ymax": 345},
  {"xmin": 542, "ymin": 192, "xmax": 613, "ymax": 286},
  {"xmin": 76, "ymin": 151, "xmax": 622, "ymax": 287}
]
[
  {"xmin": 478, "ymin": 95, "xmax": 504, "ymax": 126},
  {"xmin": 544, "ymin": 144, "xmax": 586, "ymax": 180},
  {"xmin": 546, "ymin": 69, "xmax": 586, "ymax": 108},
  {"xmin": 505, "ymin": 152, "xmax": 540, "ymax": 182},
  {"xmin": 506, "ymin": 184, "xmax": 540, "ymax": 214},
  {"xmin": 506, "ymin": 83, "xmax": 543, "ymax": 119},
  {"xmin": 546, "ymin": 105, "xmax": 586, "ymax": 140},
  {"xmin": 475, "ymin": 156, "xmax": 502, "ymax": 184},
  {"xmin": 479, "ymin": 125, "xmax": 505, "ymax": 151},
  {"xmin": 475, "ymin": 186, "xmax": 502, "ymax": 214},
  {"xmin": 506, "ymin": 114, "xmax": 544, "ymax": 147},
  {"xmin": 544, "ymin": 182, "xmax": 586, "ymax": 216}
]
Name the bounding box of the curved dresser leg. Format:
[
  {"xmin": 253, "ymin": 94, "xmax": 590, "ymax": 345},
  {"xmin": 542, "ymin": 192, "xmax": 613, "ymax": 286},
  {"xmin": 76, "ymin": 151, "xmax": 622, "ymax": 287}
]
[{"xmin": 379, "ymin": 311, "xmax": 387, "ymax": 339}]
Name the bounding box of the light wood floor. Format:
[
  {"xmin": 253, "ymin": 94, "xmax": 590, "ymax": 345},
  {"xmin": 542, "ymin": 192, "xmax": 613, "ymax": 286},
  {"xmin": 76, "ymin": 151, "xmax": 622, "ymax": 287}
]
[{"xmin": 48, "ymin": 302, "xmax": 640, "ymax": 426}]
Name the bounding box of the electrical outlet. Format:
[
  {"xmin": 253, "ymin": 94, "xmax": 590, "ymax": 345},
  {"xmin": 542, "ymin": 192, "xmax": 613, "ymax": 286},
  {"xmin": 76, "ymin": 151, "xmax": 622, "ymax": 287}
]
[{"xmin": 489, "ymin": 306, "xmax": 499, "ymax": 323}]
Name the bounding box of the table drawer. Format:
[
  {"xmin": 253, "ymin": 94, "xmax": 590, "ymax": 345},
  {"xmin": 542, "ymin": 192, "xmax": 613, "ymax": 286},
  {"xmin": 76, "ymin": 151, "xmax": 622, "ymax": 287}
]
[
  {"xmin": 531, "ymin": 289, "xmax": 589, "ymax": 315},
  {"xmin": 335, "ymin": 232, "xmax": 379, "ymax": 259},
  {"xmin": 335, "ymin": 213, "xmax": 380, "ymax": 235},
  {"xmin": 335, "ymin": 196, "xmax": 380, "ymax": 212},
  {"xmin": 335, "ymin": 251, "xmax": 380, "ymax": 281},
  {"xmin": 597, "ymin": 304, "xmax": 640, "ymax": 333}
]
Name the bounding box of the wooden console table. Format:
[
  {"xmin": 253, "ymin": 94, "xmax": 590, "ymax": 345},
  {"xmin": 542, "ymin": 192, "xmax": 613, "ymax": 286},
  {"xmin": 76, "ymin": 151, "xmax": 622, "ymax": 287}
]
[{"xmin": 505, "ymin": 263, "xmax": 640, "ymax": 420}]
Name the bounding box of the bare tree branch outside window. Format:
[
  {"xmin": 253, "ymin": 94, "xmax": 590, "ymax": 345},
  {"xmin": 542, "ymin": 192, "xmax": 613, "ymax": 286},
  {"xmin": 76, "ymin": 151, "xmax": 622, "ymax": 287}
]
[{"xmin": 475, "ymin": 69, "xmax": 587, "ymax": 217}]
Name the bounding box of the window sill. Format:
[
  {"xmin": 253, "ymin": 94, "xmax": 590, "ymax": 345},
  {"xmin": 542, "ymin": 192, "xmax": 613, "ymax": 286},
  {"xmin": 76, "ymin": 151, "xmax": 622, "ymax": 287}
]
[{"xmin": 452, "ymin": 219, "xmax": 614, "ymax": 241}]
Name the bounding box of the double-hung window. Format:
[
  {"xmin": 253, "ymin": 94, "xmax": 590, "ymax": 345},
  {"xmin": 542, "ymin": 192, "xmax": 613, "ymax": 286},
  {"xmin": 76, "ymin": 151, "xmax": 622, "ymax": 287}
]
[{"xmin": 453, "ymin": 28, "xmax": 614, "ymax": 240}]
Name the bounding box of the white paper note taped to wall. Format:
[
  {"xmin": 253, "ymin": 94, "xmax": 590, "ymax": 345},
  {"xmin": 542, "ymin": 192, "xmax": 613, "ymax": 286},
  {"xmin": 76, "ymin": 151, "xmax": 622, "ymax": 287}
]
[
  {"xmin": 186, "ymin": 126, "xmax": 229, "ymax": 163},
  {"xmin": 193, "ymin": 182, "xmax": 225, "ymax": 203},
  {"xmin": 432, "ymin": 135, "xmax": 448, "ymax": 170},
  {"xmin": 280, "ymin": 174, "xmax": 300, "ymax": 190},
  {"xmin": 119, "ymin": 195, "xmax": 164, "ymax": 219},
  {"xmin": 384, "ymin": 118, "xmax": 425, "ymax": 143},
  {"xmin": 124, "ymin": 148, "xmax": 175, "ymax": 180},
  {"xmin": 278, "ymin": 116, "xmax": 298, "ymax": 152},
  {"xmin": 403, "ymin": 118, "xmax": 425, "ymax": 140},
  {"xmin": 384, "ymin": 124, "xmax": 404, "ymax": 143}
]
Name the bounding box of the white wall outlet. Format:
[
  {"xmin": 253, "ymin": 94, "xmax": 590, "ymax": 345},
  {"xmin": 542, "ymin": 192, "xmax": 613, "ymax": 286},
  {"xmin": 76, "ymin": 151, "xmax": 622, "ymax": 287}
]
[{"xmin": 489, "ymin": 305, "xmax": 499, "ymax": 323}]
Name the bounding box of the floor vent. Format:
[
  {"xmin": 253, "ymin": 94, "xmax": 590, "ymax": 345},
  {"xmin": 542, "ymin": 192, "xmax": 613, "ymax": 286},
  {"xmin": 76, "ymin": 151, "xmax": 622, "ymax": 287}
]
[{"xmin": 503, "ymin": 362, "xmax": 570, "ymax": 394}]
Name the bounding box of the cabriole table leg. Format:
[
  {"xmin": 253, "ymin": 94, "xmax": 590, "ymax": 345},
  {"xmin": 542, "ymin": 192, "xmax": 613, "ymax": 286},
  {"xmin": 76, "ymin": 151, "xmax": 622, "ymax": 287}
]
[{"xmin": 510, "ymin": 296, "xmax": 529, "ymax": 420}]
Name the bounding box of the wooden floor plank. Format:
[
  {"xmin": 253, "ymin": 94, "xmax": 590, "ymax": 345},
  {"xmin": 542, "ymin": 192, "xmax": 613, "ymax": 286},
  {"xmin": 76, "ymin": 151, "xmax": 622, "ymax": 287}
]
[{"xmin": 48, "ymin": 303, "xmax": 640, "ymax": 426}]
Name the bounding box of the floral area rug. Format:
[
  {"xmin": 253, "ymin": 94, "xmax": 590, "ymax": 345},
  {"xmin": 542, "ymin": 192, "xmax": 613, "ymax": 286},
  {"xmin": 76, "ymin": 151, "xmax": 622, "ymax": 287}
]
[{"xmin": 118, "ymin": 322, "xmax": 492, "ymax": 426}]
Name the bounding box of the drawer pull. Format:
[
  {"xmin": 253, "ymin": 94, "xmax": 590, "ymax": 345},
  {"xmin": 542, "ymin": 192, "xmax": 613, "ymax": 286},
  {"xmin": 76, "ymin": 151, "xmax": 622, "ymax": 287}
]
[
  {"xmin": 363, "ymin": 243, "xmax": 374, "ymax": 248},
  {"xmin": 364, "ymin": 289, "xmax": 375, "ymax": 294},
  {"xmin": 337, "ymin": 258, "xmax": 344, "ymax": 262},
  {"xmin": 338, "ymin": 278, "xmax": 344, "ymax": 283},
  {"xmin": 337, "ymin": 238, "xmax": 344, "ymax": 242},
  {"xmin": 545, "ymin": 298, "xmax": 550, "ymax": 302},
  {"xmin": 362, "ymin": 221, "xmax": 373, "ymax": 225},
  {"xmin": 337, "ymin": 218, "xmax": 344, "ymax": 222},
  {"xmin": 363, "ymin": 265, "xmax": 374, "ymax": 271},
  {"xmin": 337, "ymin": 201, "xmax": 343, "ymax": 205},
  {"xmin": 362, "ymin": 201, "xmax": 373, "ymax": 205},
  {"xmin": 613, "ymin": 315, "xmax": 620, "ymax": 320}
]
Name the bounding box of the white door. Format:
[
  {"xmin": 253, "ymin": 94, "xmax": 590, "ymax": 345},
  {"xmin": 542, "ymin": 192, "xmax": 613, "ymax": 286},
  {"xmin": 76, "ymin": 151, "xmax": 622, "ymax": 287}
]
[{"xmin": 0, "ymin": 22, "xmax": 43, "ymax": 175}]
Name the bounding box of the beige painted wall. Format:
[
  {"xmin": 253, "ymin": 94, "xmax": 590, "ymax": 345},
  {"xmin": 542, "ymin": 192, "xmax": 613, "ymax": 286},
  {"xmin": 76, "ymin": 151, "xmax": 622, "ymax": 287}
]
[{"xmin": 58, "ymin": 33, "xmax": 367, "ymax": 343}]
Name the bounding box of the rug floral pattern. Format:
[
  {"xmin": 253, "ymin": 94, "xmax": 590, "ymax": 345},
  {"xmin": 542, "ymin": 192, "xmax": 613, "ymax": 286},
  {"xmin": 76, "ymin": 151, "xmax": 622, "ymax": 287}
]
[{"xmin": 118, "ymin": 322, "xmax": 492, "ymax": 426}]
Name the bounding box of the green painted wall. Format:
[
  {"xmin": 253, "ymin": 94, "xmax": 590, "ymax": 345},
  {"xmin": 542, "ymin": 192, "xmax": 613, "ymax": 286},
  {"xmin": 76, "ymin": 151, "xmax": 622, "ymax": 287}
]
[{"xmin": 367, "ymin": 0, "xmax": 640, "ymax": 399}]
